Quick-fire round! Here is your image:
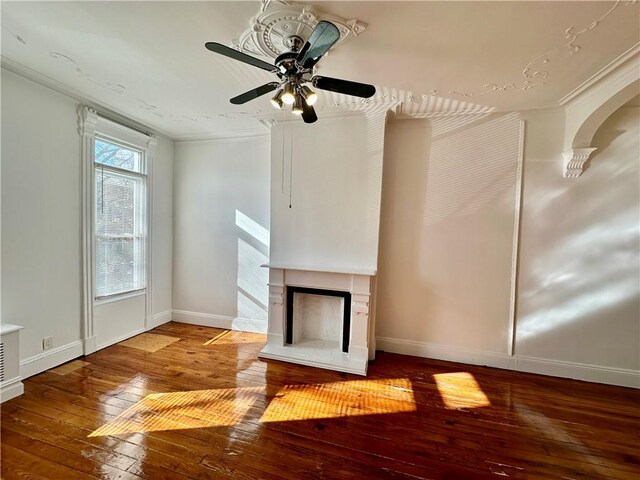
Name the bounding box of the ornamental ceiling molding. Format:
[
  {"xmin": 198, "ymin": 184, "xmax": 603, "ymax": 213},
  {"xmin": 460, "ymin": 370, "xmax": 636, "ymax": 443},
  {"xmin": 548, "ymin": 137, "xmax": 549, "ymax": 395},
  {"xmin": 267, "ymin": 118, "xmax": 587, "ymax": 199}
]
[
  {"xmin": 136, "ymin": 98, "xmax": 255, "ymax": 123},
  {"xmin": 1, "ymin": 25, "xmax": 27, "ymax": 45},
  {"xmin": 232, "ymin": 0, "xmax": 366, "ymax": 59},
  {"xmin": 50, "ymin": 52, "xmax": 126, "ymax": 95},
  {"xmin": 50, "ymin": 50, "xmax": 260, "ymax": 121},
  {"xmin": 255, "ymin": 96, "xmax": 399, "ymax": 128},
  {"xmin": 449, "ymin": 0, "xmax": 637, "ymax": 98},
  {"xmin": 2, "ymin": 24, "xmax": 261, "ymax": 125}
]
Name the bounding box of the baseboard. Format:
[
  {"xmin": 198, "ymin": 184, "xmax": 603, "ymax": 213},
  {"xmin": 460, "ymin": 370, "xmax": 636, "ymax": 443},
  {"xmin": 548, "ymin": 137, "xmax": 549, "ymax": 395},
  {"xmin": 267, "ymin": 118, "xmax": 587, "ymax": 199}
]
[
  {"xmin": 376, "ymin": 336, "xmax": 640, "ymax": 389},
  {"xmin": 513, "ymin": 355, "xmax": 640, "ymax": 389},
  {"xmin": 376, "ymin": 337, "xmax": 513, "ymax": 369},
  {"xmin": 0, "ymin": 376, "xmax": 24, "ymax": 403},
  {"xmin": 20, "ymin": 340, "xmax": 84, "ymax": 379},
  {"xmin": 172, "ymin": 309, "xmax": 267, "ymax": 334},
  {"xmin": 96, "ymin": 327, "xmax": 146, "ymax": 351},
  {"xmin": 83, "ymin": 335, "xmax": 97, "ymax": 355},
  {"xmin": 146, "ymin": 309, "xmax": 172, "ymax": 330},
  {"xmin": 231, "ymin": 317, "xmax": 268, "ymax": 334}
]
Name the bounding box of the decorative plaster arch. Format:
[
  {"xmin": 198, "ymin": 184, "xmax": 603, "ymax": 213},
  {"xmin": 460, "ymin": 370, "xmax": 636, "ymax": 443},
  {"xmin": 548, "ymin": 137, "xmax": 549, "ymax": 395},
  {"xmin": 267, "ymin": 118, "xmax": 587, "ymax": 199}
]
[{"xmin": 561, "ymin": 48, "xmax": 639, "ymax": 177}]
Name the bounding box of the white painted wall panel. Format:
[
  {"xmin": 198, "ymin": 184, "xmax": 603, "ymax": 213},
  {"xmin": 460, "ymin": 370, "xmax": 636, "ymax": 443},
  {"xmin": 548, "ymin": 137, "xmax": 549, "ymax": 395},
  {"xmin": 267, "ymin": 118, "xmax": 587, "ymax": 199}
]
[
  {"xmin": 151, "ymin": 136, "xmax": 174, "ymax": 317},
  {"xmin": 173, "ymin": 137, "xmax": 270, "ymax": 323},
  {"xmin": 94, "ymin": 295, "xmax": 146, "ymax": 349},
  {"xmin": 1, "ymin": 69, "xmax": 82, "ymax": 359},
  {"xmin": 516, "ymin": 107, "xmax": 640, "ymax": 370},
  {"xmin": 376, "ymin": 114, "xmax": 522, "ymax": 353},
  {"xmin": 270, "ymin": 115, "xmax": 382, "ymax": 273}
]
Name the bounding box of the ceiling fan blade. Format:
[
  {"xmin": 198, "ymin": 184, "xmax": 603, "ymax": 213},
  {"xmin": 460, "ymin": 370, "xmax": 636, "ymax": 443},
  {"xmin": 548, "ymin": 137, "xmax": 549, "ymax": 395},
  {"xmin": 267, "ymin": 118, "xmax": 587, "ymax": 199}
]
[
  {"xmin": 301, "ymin": 102, "xmax": 318, "ymax": 124},
  {"xmin": 312, "ymin": 76, "xmax": 376, "ymax": 98},
  {"xmin": 230, "ymin": 82, "xmax": 280, "ymax": 105},
  {"xmin": 205, "ymin": 42, "xmax": 278, "ymax": 73},
  {"xmin": 296, "ymin": 21, "xmax": 340, "ymax": 70}
]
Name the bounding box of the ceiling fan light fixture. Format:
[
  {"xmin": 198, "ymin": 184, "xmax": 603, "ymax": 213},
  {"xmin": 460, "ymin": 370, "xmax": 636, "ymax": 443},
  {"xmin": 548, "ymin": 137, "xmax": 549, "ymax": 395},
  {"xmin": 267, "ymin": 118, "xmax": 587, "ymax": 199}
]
[
  {"xmin": 270, "ymin": 89, "xmax": 284, "ymax": 109},
  {"xmin": 282, "ymin": 83, "xmax": 296, "ymax": 105},
  {"xmin": 292, "ymin": 95, "xmax": 304, "ymax": 115},
  {"xmin": 300, "ymin": 85, "xmax": 318, "ymax": 106}
]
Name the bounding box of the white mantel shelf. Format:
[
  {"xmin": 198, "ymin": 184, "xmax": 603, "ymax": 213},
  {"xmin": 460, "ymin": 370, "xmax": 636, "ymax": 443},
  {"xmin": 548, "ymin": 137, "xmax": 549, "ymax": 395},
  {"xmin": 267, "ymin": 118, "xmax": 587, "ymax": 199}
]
[{"xmin": 261, "ymin": 263, "xmax": 376, "ymax": 277}]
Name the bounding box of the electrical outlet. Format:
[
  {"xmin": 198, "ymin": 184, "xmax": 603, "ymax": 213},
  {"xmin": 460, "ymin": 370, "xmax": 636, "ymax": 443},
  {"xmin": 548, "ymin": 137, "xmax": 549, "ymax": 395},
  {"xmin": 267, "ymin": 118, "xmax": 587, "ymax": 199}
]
[{"xmin": 43, "ymin": 337, "xmax": 53, "ymax": 350}]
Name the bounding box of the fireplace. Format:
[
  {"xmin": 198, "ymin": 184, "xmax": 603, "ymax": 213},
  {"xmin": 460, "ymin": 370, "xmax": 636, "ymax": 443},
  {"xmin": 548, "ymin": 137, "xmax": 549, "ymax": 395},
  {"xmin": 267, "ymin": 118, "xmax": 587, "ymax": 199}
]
[
  {"xmin": 259, "ymin": 265, "xmax": 375, "ymax": 375},
  {"xmin": 259, "ymin": 114, "xmax": 387, "ymax": 376},
  {"xmin": 286, "ymin": 287, "xmax": 351, "ymax": 353}
]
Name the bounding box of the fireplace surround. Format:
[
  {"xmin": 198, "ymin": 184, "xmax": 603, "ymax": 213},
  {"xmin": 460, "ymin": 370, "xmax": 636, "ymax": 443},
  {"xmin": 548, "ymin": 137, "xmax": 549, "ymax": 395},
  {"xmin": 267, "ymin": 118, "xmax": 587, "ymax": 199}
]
[{"xmin": 259, "ymin": 265, "xmax": 376, "ymax": 375}]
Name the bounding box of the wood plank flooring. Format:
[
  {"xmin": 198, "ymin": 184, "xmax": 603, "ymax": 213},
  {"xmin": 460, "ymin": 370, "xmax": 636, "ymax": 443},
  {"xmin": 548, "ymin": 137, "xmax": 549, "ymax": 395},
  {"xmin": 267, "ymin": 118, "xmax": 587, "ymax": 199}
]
[{"xmin": 2, "ymin": 322, "xmax": 639, "ymax": 479}]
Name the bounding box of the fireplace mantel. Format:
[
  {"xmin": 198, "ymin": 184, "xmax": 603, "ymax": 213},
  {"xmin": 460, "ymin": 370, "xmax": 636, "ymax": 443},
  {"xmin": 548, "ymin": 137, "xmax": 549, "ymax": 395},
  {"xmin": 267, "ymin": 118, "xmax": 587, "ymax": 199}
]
[
  {"xmin": 258, "ymin": 266, "xmax": 376, "ymax": 375},
  {"xmin": 262, "ymin": 263, "xmax": 376, "ymax": 276}
]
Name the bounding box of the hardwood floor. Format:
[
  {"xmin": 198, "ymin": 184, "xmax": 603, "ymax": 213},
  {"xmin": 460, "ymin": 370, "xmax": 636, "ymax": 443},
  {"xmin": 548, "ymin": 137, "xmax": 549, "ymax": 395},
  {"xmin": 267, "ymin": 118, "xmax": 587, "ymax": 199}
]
[{"xmin": 2, "ymin": 322, "xmax": 639, "ymax": 479}]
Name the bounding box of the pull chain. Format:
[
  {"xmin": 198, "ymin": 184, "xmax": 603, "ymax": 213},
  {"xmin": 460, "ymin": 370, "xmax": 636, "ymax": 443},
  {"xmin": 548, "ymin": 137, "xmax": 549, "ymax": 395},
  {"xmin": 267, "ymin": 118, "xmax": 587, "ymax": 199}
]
[
  {"xmin": 281, "ymin": 127, "xmax": 285, "ymax": 195},
  {"xmin": 289, "ymin": 130, "xmax": 293, "ymax": 208}
]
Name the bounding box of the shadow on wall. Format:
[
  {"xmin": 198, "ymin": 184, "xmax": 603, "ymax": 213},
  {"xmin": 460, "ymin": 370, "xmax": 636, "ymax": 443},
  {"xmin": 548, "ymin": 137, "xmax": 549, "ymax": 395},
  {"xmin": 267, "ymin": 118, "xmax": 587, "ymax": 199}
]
[
  {"xmin": 235, "ymin": 209, "xmax": 269, "ymax": 329},
  {"xmin": 376, "ymin": 112, "xmax": 522, "ymax": 350},
  {"xmin": 516, "ymin": 108, "xmax": 640, "ymax": 364},
  {"xmin": 376, "ymin": 117, "xmax": 432, "ymax": 335},
  {"xmin": 424, "ymin": 113, "xmax": 521, "ymax": 228}
]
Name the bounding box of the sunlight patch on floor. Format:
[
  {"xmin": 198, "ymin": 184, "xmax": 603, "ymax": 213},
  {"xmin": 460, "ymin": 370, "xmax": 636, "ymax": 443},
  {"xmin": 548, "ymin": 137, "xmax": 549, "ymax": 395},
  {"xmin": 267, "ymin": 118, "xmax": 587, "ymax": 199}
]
[
  {"xmin": 48, "ymin": 360, "xmax": 91, "ymax": 375},
  {"xmin": 203, "ymin": 330, "xmax": 265, "ymax": 346},
  {"xmin": 89, "ymin": 378, "xmax": 416, "ymax": 437},
  {"xmin": 260, "ymin": 378, "xmax": 416, "ymax": 422},
  {"xmin": 119, "ymin": 333, "xmax": 180, "ymax": 353},
  {"xmin": 433, "ymin": 372, "xmax": 491, "ymax": 410},
  {"xmin": 88, "ymin": 386, "xmax": 265, "ymax": 437}
]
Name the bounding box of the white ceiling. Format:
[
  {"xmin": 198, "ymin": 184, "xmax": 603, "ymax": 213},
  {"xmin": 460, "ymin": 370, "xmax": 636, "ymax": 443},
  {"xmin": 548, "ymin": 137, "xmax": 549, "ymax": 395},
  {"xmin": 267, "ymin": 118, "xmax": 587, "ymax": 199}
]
[{"xmin": 2, "ymin": 1, "xmax": 638, "ymax": 139}]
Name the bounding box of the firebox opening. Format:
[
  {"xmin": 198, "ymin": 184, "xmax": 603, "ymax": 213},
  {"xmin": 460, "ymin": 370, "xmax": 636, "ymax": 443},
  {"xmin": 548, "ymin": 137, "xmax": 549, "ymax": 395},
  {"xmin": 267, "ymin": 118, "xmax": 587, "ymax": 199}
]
[{"xmin": 286, "ymin": 286, "xmax": 351, "ymax": 353}]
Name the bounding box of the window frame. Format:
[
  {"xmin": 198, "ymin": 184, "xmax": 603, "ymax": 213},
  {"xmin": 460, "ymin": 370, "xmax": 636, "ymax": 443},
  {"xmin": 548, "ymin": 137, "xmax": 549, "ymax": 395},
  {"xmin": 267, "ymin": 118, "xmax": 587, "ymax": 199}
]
[
  {"xmin": 79, "ymin": 107, "xmax": 157, "ymax": 354},
  {"xmin": 93, "ymin": 136, "xmax": 148, "ymax": 301}
]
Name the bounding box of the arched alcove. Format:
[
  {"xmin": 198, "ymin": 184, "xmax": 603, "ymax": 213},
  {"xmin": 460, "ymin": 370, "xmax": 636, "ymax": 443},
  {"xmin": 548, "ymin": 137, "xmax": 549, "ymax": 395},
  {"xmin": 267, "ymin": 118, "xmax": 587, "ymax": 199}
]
[{"xmin": 562, "ymin": 51, "xmax": 639, "ymax": 177}]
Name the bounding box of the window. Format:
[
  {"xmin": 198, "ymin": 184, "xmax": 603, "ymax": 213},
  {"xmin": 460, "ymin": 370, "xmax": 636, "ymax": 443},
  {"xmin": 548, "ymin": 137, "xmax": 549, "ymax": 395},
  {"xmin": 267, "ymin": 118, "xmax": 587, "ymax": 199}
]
[{"xmin": 94, "ymin": 138, "xmax": 146, "ymax": 298}]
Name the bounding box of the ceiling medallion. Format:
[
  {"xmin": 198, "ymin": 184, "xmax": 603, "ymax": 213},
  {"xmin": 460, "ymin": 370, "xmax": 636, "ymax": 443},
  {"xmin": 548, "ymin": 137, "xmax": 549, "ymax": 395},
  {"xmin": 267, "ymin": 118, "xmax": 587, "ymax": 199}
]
[{"xmin": 232, "ymin": 0, "xmax": 366, "ymax": 59}]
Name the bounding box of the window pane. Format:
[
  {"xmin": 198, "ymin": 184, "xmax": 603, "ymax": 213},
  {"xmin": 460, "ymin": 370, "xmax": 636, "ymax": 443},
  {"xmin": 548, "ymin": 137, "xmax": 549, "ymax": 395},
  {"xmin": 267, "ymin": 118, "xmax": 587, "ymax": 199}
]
[
  {"xmin": 96, "ymin": 171, "xmax": 137, "ymax": 236},
  {"xmin": 95, "ymin": 169, "xmax": 145, "ymax": 297},
  {"xmin": 96, "ymin": 238, "xmax": 133, "ymax": 296},
  {"xmin": 95, "ymin": 138, "xmax": 141, "ymax": 172}
]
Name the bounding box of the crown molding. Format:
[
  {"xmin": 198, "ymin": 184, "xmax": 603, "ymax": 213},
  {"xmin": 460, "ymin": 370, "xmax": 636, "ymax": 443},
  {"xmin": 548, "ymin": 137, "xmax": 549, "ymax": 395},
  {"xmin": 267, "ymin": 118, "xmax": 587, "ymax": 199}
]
[
  {"xmin": 173, "ymin": 131, "xmax": 270, "ymax": 144},
  {"xmin": 256, "ymin": 108, "xmax": 363, "ymax": 128},
  {"xmin": 256, "ymin": 99, "xmax": 399, "ymax": 128},
  {"xmin": 558, "ymin": 43, "xmax": 640, "ymax": 106}
]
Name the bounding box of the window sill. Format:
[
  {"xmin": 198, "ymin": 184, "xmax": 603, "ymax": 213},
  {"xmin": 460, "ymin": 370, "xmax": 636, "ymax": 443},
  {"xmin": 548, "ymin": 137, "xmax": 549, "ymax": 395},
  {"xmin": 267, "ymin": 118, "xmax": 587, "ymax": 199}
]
[{"xmin": 95, "ymin": 289, "xmax": 146, "ymax": 306}]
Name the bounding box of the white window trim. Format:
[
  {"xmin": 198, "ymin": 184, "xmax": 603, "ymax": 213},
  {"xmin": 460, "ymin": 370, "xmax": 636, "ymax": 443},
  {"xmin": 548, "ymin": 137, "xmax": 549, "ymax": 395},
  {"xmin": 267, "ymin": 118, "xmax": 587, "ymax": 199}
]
[
  {"xmin": 94, "ymin": 145, "xmax": 147, "ymax": 298},
  {"xmin": 79, "ymin": 106, "xmax": 157, "ymax": 355}
]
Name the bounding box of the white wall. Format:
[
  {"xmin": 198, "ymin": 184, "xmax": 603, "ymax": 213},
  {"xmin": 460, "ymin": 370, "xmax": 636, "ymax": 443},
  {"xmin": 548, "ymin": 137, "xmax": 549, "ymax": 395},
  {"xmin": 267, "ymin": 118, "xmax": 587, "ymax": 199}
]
[
  {"xmin": 1, "ymin": 69, "xmax": 83, "ymax": 365},
  {"xmin": 377, "ymin": 114, "xmax": 522, "ymax": 353},
  {"xmin": 150, "ymin": 136, "xmax": 174, "ymax": 325},
  {"xmin": 517, "ymin": 106, "xmax": 639, "ymax": 370},
  {"xmin": 269, "ymin": 114, "xmax": 384, "ymax": 273},
  {"xmin": 376, "ymin": 107, "xmax": 639, "ymax": 387},
  {"xmin": 1, "ymin": 68, "xmax": 174, "ymax": 375},
  {"xmin": 172, "ymin": 136, "xmax": 270, "ymax": 332}
]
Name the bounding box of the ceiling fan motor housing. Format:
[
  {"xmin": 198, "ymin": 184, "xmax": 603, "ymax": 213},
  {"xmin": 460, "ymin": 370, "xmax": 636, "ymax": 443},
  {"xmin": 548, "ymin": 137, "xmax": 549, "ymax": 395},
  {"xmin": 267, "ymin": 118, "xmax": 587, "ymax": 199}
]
[
  {"xmin": 284, "ymin": 35, "xmax": 305, "ymax": 52},
  {"xmin": 274, "ymin": 51, "xmax": 303, "ymax": 78}
]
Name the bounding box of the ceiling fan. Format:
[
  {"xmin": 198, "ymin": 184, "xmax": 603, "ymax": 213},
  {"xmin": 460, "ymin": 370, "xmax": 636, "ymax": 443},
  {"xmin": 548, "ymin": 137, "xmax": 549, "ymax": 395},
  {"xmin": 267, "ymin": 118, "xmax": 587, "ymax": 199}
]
[{"xmin": 205, "ymin": 20, "xmax": 376, "ymax": 124}]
